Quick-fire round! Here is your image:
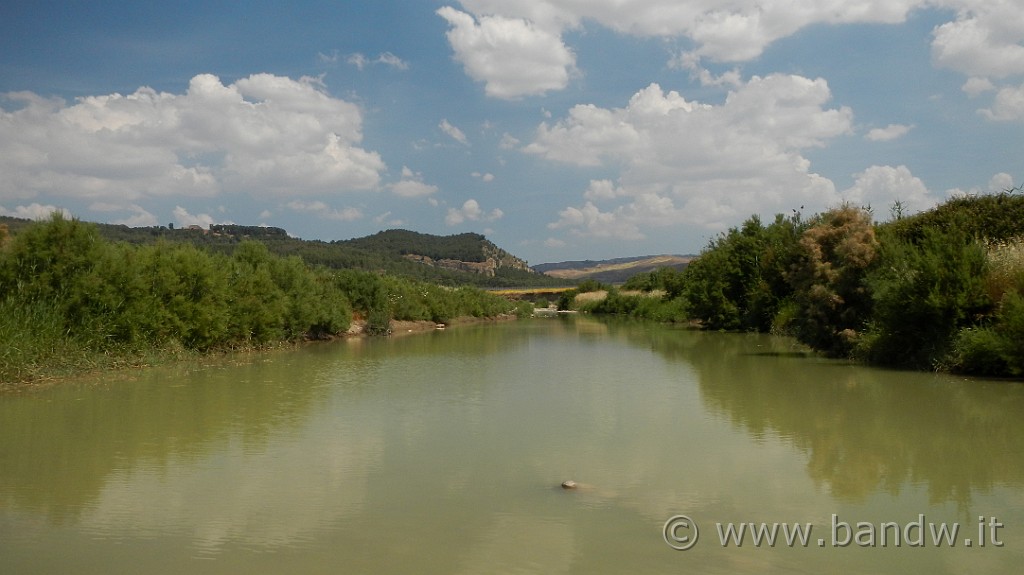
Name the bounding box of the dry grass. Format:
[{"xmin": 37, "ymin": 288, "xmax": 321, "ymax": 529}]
[
  {"xmin": 574, "ymin": 290, "xmax": 609, "ymax": 303},
  {"xmin": 573, "ymin": 289, "xmax": 664, "ymax": 304},
  {"xmin": 488, "ymin": 287, "xmax": 574, "ymax": 296},
  {"xmin": 985, "ymin": 237, "xmax": 1024, "ymax": 302}
]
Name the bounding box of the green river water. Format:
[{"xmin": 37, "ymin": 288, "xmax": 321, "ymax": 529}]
[{"xmin": 1, "ymin": 316, "xmax": 1022, "ymax": 574}]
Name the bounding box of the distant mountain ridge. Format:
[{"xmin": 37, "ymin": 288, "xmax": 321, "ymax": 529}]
[{"xmin": 535, "ymin": 254, "xmax": 693, "ymax": 284}]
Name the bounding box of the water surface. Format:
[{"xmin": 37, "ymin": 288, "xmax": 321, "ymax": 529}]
[{"xmin": 2, "ymin": 317, "xmax": 1022, "ymax": 573}]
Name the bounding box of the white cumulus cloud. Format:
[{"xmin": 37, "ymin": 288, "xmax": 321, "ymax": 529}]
[
  {"xmin": 451, "ymin": 0, "xmax": 920, "ymax": 66},
  {"xmin": 531, "ymin": 76, "xmax": 853, "ymax": 238},
  {"xmin": 437, "ymin": 6, "xmax": 576, "ymax": 99},
  {"xmin": 285, "ymin": 200, "xmax": 363, "ymax": 221},
  {"xmin": 445, "ymin": 199, "xmax": 504, "ymax": 225},
  {"xmin": 866, "ymin": 123, "xmax": 913, "ymax": 141},
  {"xmin": 988, "ymin": 172, "xmax": 1016, "ymax": 191},
  {"xmin": 173, "ymin": 206, "xmax": 220, "ymax": 229},
  {"xmin": 931, "ymin": 2, "xmax": 1024, "ymax": 80},
  {"xmin": 347, "ymin": 52, "xmax": 409, "ymax": 71},
  {"xmin": 979, "ymin": 82, "xmax": 1024, "ymax": 122},
  {"xmin": 0, "ymin": 202, "xmax": 72, "ymax": 220},
  {"xmin": 0, "ymin": 74, "xmax": 386, "ymax": 211},
  {"xmin": 840, "ymin": 165, "xmax": 938, "ymax": 215},
  {"xmin": 962, "ymin": 76, "xmax": 996, "ymax": 97},
  {"xmin": 388, "ymin": 166, "xmax": 439, "ymax": 198},
  {"xmin": 89, "ymin": 202, "xmax": 158, "ymax": 227},
  {"xmin": 439, "ymin": 119, "xmax": 469, "ymax": 145}
]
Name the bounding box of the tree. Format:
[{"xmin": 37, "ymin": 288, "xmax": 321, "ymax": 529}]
[
  {"xmin": 860, "ymin": 227, "xmax": 990, "ymax": 369},
  {"xmin": 787, "ymin": 206, "xmax": 878, "ymax": 356}
]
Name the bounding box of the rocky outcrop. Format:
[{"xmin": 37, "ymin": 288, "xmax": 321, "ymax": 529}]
[{"xmin": 402, "ymin": 242, "xmax": 533, "ymax": 277}]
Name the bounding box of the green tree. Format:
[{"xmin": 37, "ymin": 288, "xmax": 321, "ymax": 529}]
[
  {"xmin": 225, "ymin": 242, "xmax": 289, "ymax": 344},
  {"xmin": 682, "ymin": 215, "xmax": 774, "ymax": 330},
  {"xmin": 860, "ymin": 228, "xmax": 991, "ymax": 369},
  {"xmin": 0, "ymin": 213, "xmax": 105, "ymax": 306}
]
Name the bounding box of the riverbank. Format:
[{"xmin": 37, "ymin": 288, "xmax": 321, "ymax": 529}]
[
  {"xmin": 560, "ymin": 193, "xmax": 1024, "ymax": 378},
  {"xmin": 1, "ymin": 313, "xmax": 522, "ymax": 388},
  {"xmin": 1, "ymin": 215, "xmax": 529, "ymax": 385},
  {"xmin": 347, "ymin": 313, "xmax": 519, "ymax": 337}
]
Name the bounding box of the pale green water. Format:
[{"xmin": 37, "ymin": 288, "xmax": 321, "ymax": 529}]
[{"xmin": 2, "ymin": 317, "xmax": 1023, "ymax": 574}]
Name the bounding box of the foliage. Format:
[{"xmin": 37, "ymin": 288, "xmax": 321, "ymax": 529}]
[
  {"xmin": 950, "ymin": 291, "xmax": 1024, "ymax": 376},
  {"xmin": 340, "ymin": 229, "xmax": 490, "ymax": 262},
  {"xmin": 786, "ymin": 206, "xmax": 878, "ymax": 356},
  {"xmin": 573, "ymin": 192, "xmax": 1024, "ymax": 377},
  {"xmin": 0, "ymin": 212, "xmax": 106, "ymax": 305},
  {"xmin": 621, "ymin": 267, "xmax": 687, "ymax": 298},
  {"xmin": 885, "ymin": 187, "xmax": 1024, "ymax": 244},
  {"xmin": 856, "ymin": 227, "xmax": 990, "ymax": 368},
  {"xmin": 947, "ymin": 237, "xmax": 1024, "ymax": 376},
  {"xmin": 0, "ymin": 216, "xmax": 518, "ymax": 382},
  {"xmin": 512, "ymin": 300, "xmax": 535, "ymax": 319},
  {"xmin": 96, "ymin": 219, "xmax": 562, "ymax": 287},
  {"xmin": 556, "ymin": 289, "xmax": 576, "ymax": 311},
  {"xmin": 576, "ymin": 288, "xmax": 689, "ymax": 322},
  {"xmin": 681, "ymin": 213, "xmax": 806, "ymax": 331}
]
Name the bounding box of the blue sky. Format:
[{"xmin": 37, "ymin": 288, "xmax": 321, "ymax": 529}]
[{"xmin": 1, "ymin": 1, "xmax": 1022, "ymax": 264}]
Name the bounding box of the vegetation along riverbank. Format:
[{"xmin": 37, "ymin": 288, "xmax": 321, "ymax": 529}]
[
  {"xmin": 561, "ymin": 188, "xmax": 1024, "ymax": 378},
  {"xmin": 0, "ymin": 215, "xmax": 531, "ymax": 384}
]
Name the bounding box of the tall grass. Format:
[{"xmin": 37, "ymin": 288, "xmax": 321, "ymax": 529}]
[
  {"xmin": 983, "ymin": 237, "xmax": 1024, "ymax": 303},
  {"xmin": 948, "ymin": 237, "xmax": 1024, "ymax": 376},
  {"xmin": 0, "ymin": 297, "xmax": 95, "ymax": 382}
]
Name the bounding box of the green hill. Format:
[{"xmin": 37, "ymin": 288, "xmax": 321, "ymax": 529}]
[
  {"xmin": 339, "ymin": 229, "xmax": 535, "ymax": 277},
  {"xmin": 0, "ymin": 217, "xmax": 562, "ymax": 288}
]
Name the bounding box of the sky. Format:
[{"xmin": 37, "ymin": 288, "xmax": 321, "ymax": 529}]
[{"xmin": 1, "ymin": 1, "xmax": 1022, "ymax": 264}]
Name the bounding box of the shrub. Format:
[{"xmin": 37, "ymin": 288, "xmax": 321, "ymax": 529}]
[
  {"xmin": 788, "ymin": 206, "xmax": 878, "ymax": 356},
  {"xmin": 858, "ymin": 228, "xmax": 990, "ymax": 369},
  {"xmin": 133, "ymin": 242, "xmax": 230, "ymax": 349},
  {"xmin": 556, "ymin": 289, "xmax": 578, "ymax": 311},
  {"xmin": 0, "ymin": 213, "xmax": 105, "ymax": 304},
  {"xmin": 225, "ymin": 242, "xmax": 289, "ymax": 344},
  {"xmin": 950, "ymin": 290, "xmax": 1024, "ymax": 376}
]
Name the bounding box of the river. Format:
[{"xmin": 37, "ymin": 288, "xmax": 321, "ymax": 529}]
[{"xmin": 1, "ymin": 316, "xmax": 1022, "ymax": 574}]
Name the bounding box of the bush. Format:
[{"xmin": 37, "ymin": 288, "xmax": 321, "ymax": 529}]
[
  {"xmin": 513, "ymin": 301, "xmax": 534, "ymax": 319},
  {"xmin": 950, "ymin": 290, "xmax": 1024, "ymax": 376},
  {"xmin": 225, "ymin": 242, "xmax": 289, "ymax": 344},
  {"xmin": 622, "ymin": 267, "xmax": 686, "ymax": 296},
  {"xmin": 556, "ymin": 289, "xmax": 578, "ymax": 311},
  {"xmin": 0, "ymin": 212, "xmax": 105, "ymax": 304},
  {"xmin": 133, "ymin": 242, "xmax": 230, "ymax": 349},
  {"xmin": 858, "ymin": 228, "xmax": 990, "ymax": 369},
  {"xmin": 578, "ymin": 288, "xmax": 689, "ymax": 322}
]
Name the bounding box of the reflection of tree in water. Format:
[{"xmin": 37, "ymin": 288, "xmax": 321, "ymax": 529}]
[
  {"xmin": 0, "ymin": 354, "xmax": 336, "ymax": 523},
  {"xmin": 602, "ymin": 318, "xmax": 1024, "ymax": 509},
  {"xmin": 0, "ymin": 322, "xmax": 534, "ymax": 525}
]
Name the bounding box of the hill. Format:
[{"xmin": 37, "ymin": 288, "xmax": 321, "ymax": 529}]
[
  {"xmin": 535, "ymin": 254, "xmax": 693, "ymax": 284},
  {"xmin": 0, "ymin": 217, "xmax": 562, "ymax": 288},
  {"xmin": 339, "ymin": 229, "xmax": 533, "ymax": 277}
]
